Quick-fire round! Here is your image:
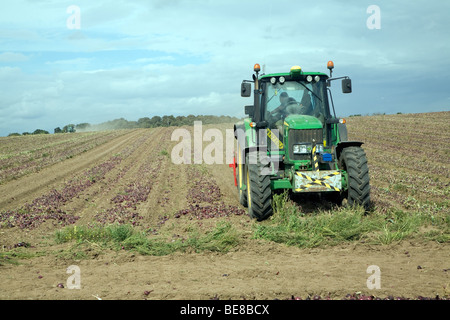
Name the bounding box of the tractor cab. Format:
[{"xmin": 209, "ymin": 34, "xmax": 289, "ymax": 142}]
[{"xmin": 241, "ymin": 63, "xmax": 352, "ymax": 156}]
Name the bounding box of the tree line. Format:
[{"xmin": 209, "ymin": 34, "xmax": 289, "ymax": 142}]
[{"xmin": 7, "ymin": 115, "xmax": 241, "ymax": 137}]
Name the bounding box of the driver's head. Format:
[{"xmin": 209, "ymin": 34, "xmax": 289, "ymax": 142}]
[{"xmin": 280, "ymin": 92, "xmax": 289, "ymax": 105}]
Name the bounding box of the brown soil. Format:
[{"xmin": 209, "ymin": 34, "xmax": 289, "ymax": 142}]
[{"xmin": 1, "ymin": 239, "xmax": 448, "ymax": 300}]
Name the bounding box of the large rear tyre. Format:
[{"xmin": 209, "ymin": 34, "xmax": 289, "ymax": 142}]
[
  {"xmin": 246, "ymin": 151, "xmax": 273, "ymax": 221},
  {"xmin": 339, "ymin": 147, "xmax": 370, "ymax": 210},
  {"xmin": 235, "ymin": 141, "xmax": 247, "ymax": 207}
]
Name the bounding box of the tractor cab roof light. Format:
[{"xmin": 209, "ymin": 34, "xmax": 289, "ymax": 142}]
[
  {"xmin": 327, "ymin": 61, "xmax": 334, "ymax": 77},
  {"xmin": 279, "ymin": 76, "xmax": 285, "ymax": 84},
  {"xmin": 254, "ymin": 63, "xmax": 261, "ymax": 73}
]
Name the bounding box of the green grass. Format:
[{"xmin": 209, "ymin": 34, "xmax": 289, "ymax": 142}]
[
  {"xmin": 0, "ymin": 247, "xmax": 43, "ymax": 265},
  {"xmin": 53, "ymin": 221, "xmax": 242, "ymax": 257},
  {"xmin": 252, "ymin": 192, "xmax": 450, "ymax": 248},
  {"xmin": 159, "ymin": 149, "xmax": 169, "ymax": 157},
  {"xmin": 54, "ymin": 223, "xmax": 134, "ymax": 244}
]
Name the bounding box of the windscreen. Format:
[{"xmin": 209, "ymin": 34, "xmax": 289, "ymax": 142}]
[{"xmin": 264, "ymin": 79, "xmax": 328, "ymax": 127}]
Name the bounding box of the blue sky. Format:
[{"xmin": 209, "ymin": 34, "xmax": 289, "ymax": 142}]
[{"xmin": 0, "ymin": 0, "xmax": 449, "ymax": 136}]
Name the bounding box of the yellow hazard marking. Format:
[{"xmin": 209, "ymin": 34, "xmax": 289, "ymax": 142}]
[
  {"xmin": 238, "ymin": 143, "xmax": 243, "ymax": 193},
  {"xmin": 284, "ymin": 121, "xmax": 289, "ymax": 127},
  {"xmin": 312, "ymin": 145, "xmax": 319, "ymax": 171},
  {"xmin": 267, "ymin": 128, "xmax": 284, "ymax": 150},
  {"xmin": 295, "ymin": 171, "xmax": 340, "ymax": 192}
]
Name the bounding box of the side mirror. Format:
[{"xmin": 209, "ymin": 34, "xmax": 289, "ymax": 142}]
[
  {"xmin": 244, "ymin": 105, "xmax": 254, "ymax": 117},
  {"xmin": 241, "ymin": 82, "xmax": 252, "ymax": 97},
  {"xmin": 342, "ymin": 78, "xmax": 352, "ymax": 93}
]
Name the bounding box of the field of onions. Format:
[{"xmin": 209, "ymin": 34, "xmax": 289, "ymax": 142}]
[
  {"xmin": 0, "ymin": 131, "xmax": 149, "ymax": 230},
  {"xmin": 0, "ymin": 130, "xmax": 130, "ymax": 184},
  {"xmin": 346, "ymin": 111, "xmax": 449, "ymax": 215}
]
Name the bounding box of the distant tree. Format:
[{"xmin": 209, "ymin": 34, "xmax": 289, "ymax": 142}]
[
  {"xmin": 162, "ymin": 115, "xmax": 175, "ymax": 127},
  {"xmin": 54, "ymin": 127, "xmax": 62, "ymax": 134},
  {"xmin": 186, "ymin": 114, "xmax": 196, "ymax": 123},
  {"xmin": 174, "ymin": 115, "xmax": 185, "ymax": 126},
  {"xmin": 128, "ymin": 120, "xmax": 139, "ymax": 129},
  {"xmin": 8, "ymin": 132, "xmax": 21, "ymax": 137},
  {"xmin": 137, "ymin": 117, "xmax": 151, "ymax": 128},
  {"xmin": 62, "ymin": 124, "xmax": 76, "ymax": 133},
  {"xmin": 32, "ymin": 129, "xmax": 49, "ymax": 135},
  {"xmin": 22, "ymin": 132, "xmax": 30, "ymax": 135},
  {"xmin": 149, "ymin": 116, "xmax": 162, "ymax": 127}
]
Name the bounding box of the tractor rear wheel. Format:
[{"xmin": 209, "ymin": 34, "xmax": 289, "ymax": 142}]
[
  {"xmin": 235, "ymin": 142, "xmax": 247, "ymax": 207},
  {"xmin": 246, "ymin": 151, "xmax": 273, "ymax": 221},
  {"xmin": 339, "ymin": 146, "xmax": 370, "ymax": 210}
]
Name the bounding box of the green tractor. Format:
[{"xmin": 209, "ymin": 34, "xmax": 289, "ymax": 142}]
[{"xmin": 232, "ymin": 61, "xmax": 370, "ymax": 221}]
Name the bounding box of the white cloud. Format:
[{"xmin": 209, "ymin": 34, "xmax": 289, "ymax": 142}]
[{"xmin": 0, "ymin": 52, "xmax": 30, "ymax": 62}]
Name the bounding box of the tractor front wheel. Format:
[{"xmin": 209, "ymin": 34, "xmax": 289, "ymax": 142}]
[
  {"xmin": 246, "ymin": 151, "xmax": 273, "ymax": 221},
  {"xmin": 339, "ymin": 146, "xmax": 371, "ymax": 210}
]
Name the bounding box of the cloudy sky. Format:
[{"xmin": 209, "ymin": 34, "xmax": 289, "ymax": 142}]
[{"xmin": 0, "ymin": 0, "xmax": 449, "ymax": 136}]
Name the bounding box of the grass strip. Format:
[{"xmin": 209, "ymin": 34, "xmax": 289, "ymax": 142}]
[
  {"xmin": 54, "ymin": 221, "xmax": 242, "ymax": 257},
  {"xmin": 252, "ymin": 192, "xmax": 449, "ymax": 248}
]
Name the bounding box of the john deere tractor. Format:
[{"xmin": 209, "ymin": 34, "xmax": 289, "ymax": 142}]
[{"xmin": 232, "ymin": 62, "xmax": 370, "ymax": 221}]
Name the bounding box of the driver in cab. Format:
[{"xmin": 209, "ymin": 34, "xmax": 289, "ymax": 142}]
[{"xmin": 268, "ymin": 91, "xmax": 313, "ymax": 133}]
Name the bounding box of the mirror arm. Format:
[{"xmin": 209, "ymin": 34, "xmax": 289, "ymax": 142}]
[{"xmin": 326, "ymin": 76, "xmax": 349, "ymax": 85}]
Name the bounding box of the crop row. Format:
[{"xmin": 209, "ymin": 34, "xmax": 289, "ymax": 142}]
[
  {"xmin": 364, "ymin": 145, "xmax": 447, "ymax": 178},
  {"xmin": 347, "ymin": 112, "xmax": 449, "ymax": 164},
  {"xmin": 368, "ymin": 161, "xmax": 448, "ymax": 215},
  {"xmin": 0, "ymin": 131, "xmax": 129, "ymax": 184},
  {"xmin": 174, "ymin": 166, "xmax": 245, "ymax": 219},
  {"xmin": 94, "ymin": 133, "xmax": 167, "ymax": 227},
  {"xmin": 0, "ymin": 133, "xmax": 149, "ymax": 230},
  {"xmin": 94, "ymin": 171, "xmax": 159, "ymax": 226},
  {"xmin": 346, "ymin": 113, "xmax": 449, "ymax": 215}
]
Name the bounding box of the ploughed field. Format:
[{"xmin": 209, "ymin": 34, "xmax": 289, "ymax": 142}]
[{"xmin": 0, "ymin": 112, "xmax": 448, "ymax": 300}]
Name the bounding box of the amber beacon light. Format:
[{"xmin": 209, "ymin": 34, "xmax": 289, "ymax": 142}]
[
  {"xmin": 327, "ymin": 60, "xmax": 334, "ymax": 70},
  {"xmin": 327, "ymin": 60, "xmax": 334, "ymax": 76}
]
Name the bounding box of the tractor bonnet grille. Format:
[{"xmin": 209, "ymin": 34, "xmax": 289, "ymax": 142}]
[{"xmin": 288, "ymin": 128, "xmax": 323, "ymax": 160}]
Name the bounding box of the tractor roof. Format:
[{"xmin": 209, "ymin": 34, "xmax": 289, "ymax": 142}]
[{"xmin": 259, "ymin": 71, "xmax": 328, "ymax": 80}]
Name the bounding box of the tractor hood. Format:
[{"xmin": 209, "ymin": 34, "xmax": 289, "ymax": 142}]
[{"xmin": 284, "ymin": 115, "xmax": 323, "ymax": 130}]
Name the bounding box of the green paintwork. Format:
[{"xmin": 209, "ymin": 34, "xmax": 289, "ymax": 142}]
[
  {"xmin": 271, "ymin": 179, "xmax": 292, "ymax": 190},
  {"xmin": 284, "ymin": 115, "xmax": 323, "ymax": 130},
  {"xmin": 341, "ymin": 170, "xmax": 348, "ymax": 190},
  {"xmin": 235, "ymin": 118, "xmax": 257, "ymax": 149}
]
